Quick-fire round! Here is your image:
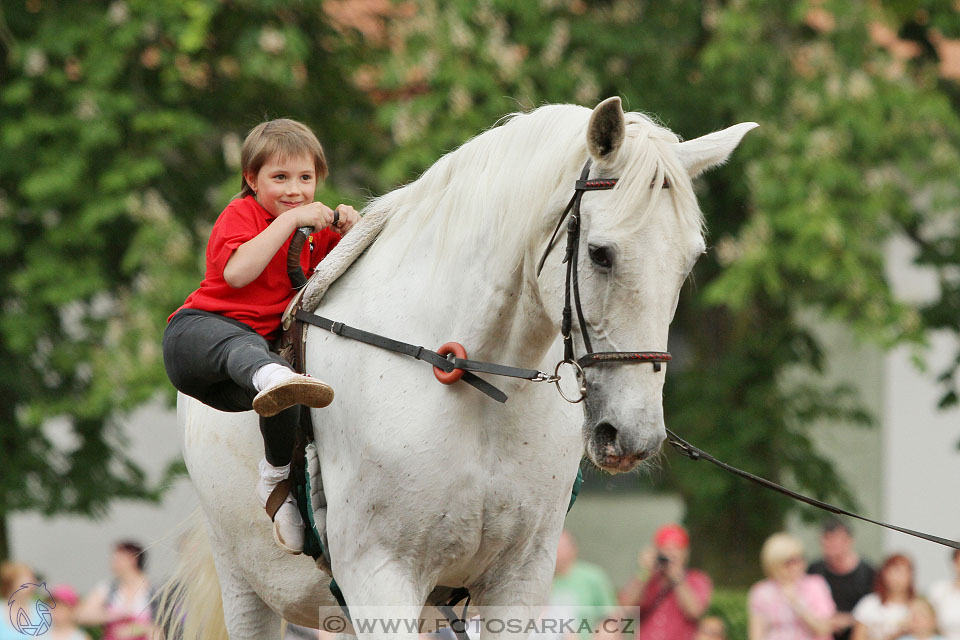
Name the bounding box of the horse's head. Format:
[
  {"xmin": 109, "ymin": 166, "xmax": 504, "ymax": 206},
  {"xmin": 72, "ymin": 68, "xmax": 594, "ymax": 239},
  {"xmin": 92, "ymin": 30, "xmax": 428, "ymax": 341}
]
[{"xmin": 543, "ymin": 97, "xmax": 756, "ymax": 473}]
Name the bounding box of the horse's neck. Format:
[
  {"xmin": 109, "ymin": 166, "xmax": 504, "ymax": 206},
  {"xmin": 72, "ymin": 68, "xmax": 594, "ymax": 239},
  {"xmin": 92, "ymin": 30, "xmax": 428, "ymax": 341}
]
[
  {"xmin": 459, "ymin": 256, "xmax": 556, "ymax": 369},
  {"xmin": 366, "ymin": 213, "xmax": 558, "ymax": 372}
]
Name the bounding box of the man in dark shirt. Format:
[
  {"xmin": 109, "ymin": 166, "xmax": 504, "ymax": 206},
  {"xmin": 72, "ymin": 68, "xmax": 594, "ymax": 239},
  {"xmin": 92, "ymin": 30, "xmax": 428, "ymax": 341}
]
[{"xmin": 808, "ymin": 518, "xmax": 876, "ymax": 640}]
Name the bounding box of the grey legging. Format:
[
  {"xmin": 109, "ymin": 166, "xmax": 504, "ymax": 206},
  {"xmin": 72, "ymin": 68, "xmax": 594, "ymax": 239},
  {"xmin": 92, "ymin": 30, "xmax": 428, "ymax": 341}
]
[{"xmin": 162, "ymin": 309, "xmax": 299, "ymax": 466}]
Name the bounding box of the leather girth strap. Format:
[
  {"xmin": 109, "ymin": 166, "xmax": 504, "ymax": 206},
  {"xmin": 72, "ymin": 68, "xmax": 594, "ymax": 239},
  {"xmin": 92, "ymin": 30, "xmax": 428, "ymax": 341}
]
[
  {"xmin": 266, "ymin": 301, "xmax": 317, "ymax": 532},
  {"xmin": 292, "ymin": 308, "xmax": 557, "ymax": 403},
  {"xmin": 265, "ymin": 479, "xmax": 291, "ymax": 522}
]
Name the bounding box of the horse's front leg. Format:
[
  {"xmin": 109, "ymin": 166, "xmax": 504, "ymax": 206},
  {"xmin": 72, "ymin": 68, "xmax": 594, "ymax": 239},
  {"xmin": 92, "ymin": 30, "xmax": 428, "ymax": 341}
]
[
  {"xmin": 210, "ymin": 546, "xmax": 285, "ymax": 640},
  {"xmin": 332, "ymin": 553, "xmax": 431, "ymax": 640},
  {"xmin": 468, "ymin": 554, "xmax": 557, "ymax": 640}
]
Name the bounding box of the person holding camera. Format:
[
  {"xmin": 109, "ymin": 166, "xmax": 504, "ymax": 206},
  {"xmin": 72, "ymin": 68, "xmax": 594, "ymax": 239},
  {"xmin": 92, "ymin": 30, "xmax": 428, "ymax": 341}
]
[{"xmin": 617, "ymin": 524, "xmax": 713, "ymax": 640}]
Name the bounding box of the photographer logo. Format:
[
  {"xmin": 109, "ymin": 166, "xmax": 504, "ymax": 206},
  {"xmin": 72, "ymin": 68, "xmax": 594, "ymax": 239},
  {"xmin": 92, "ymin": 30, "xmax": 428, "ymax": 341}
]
[{"xmin": 7, "ymin": 583, "xmax": 56, "ymax": 636}]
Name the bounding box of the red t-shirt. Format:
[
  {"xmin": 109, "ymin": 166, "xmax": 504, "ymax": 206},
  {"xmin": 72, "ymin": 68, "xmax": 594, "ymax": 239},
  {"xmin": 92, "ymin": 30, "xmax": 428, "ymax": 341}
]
[{"xmin": 170, "ymin": 196, "xmax": 340, "ymax": 340}]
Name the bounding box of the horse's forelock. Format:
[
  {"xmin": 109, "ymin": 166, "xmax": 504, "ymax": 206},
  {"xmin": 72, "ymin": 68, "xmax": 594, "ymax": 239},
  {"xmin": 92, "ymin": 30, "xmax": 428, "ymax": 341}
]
[{"xmin": 605, "ymin": 119, "xmax": 703, "ymax": 239}]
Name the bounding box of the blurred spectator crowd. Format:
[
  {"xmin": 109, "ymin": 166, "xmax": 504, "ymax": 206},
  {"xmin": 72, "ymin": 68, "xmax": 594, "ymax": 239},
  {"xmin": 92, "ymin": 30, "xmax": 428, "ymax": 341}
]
[
  {"xmin": 1, "ymin": 541, "xmax": 155, "ymax": 640},
  {"xmin": 1, "ymin": 519, "xmax": 959, "ymax": 640},
  {"xmin": 547, "ymin": 518, "xmax": 960, "ymax": 640}
]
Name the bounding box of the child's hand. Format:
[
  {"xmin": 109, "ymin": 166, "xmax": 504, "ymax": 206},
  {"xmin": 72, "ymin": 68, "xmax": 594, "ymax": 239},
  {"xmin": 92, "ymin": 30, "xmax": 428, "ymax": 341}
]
[
  {"xmin": 287, "ymin": 202, "xmax": 336, "ymax": 229},
  {"xmin": 333, "ymin": 204, "xmax": 360, "ymax": 234}
]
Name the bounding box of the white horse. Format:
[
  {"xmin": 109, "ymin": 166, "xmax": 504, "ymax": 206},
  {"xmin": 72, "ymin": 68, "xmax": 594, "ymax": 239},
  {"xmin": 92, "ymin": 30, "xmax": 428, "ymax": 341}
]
[{"xmin": 167, "ymin": 97, "xmax": 756, "ymax": 640}]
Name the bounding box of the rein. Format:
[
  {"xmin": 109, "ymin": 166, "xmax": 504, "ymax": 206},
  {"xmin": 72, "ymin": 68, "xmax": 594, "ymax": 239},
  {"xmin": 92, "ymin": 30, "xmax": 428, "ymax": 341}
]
[
  {"xmin": 666, "ymin": 429, "xmax": 960, "ymax": 550},
  {"xmin": 292, "ymin": 309, "xmax": 557, "ymax": 403}
]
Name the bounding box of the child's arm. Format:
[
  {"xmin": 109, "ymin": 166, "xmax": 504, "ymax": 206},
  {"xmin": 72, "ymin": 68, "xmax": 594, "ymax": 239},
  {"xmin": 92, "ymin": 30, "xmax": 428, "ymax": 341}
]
[{"xmin": 224, "ymin": 202, "xmax": 336, "ymax": 288}]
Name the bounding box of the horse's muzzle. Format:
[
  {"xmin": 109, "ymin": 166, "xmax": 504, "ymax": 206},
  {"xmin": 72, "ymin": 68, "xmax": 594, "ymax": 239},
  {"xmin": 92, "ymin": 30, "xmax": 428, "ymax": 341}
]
[{"xmin": 588, "ymin": 420, "xmax": 664, "ymax": 473}]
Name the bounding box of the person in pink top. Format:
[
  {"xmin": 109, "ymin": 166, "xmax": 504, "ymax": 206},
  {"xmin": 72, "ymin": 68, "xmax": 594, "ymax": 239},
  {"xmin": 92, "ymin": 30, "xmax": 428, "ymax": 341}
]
[
  {"xmin": 75, "ymin": 542, "xmax": 155, "ymax": 640},
  {"xmin": 618, "ymin": 524, "xmax": 713, "ymax": 640},
  {"xmin": 749, "ymin": 532, "xmax": 836, "ymax": 640}
]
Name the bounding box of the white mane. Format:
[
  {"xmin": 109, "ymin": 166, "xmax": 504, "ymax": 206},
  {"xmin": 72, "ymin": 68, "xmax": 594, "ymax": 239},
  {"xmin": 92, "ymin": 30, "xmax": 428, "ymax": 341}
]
[{"xmin": 366, "ymin": 103, "xmax": 702, "ymax": 271}]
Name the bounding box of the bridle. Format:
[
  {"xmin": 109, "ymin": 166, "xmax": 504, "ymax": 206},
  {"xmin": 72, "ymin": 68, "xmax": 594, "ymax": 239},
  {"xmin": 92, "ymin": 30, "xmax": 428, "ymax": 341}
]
[{"xmin": 536, "ymin": 159, "xmax": 671, "ymax": 403}]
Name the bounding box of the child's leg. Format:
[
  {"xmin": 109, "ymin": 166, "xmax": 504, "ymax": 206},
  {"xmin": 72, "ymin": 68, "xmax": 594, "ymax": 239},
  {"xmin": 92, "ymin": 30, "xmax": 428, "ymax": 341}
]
[
  {"xmin": 163, "ymin": 309, "xmax": 331, "ymax": 416},
  {"xmin": 163, "ymin": 309, "xmax": 324, "ymax": 555},
  {"xmin": 257, "ymin": 406, "xmax": 304, "ymax": 553},
  {"xmin": 259, "ymin": 406, "xmax": 300, "ymax": 467},
  {"xmin": 163, "ymin": 310, "xmax": 285, "ymax": 411}
]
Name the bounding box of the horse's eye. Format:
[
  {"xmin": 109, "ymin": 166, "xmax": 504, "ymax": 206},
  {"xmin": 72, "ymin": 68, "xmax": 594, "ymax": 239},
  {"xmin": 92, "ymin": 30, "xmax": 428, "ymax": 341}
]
[{"xmin": 588, "ymin": 244, "xmax": 614, "ymax": 269}]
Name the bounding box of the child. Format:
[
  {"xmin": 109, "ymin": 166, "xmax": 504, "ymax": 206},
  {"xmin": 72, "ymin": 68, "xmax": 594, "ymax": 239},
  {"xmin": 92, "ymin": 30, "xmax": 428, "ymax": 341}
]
[
  {"xmin": 48, "ymin": 584, "xmax": 91, "ymax": 640},
  {"xmin": 694, "ymin": 616, "xmax": 727, "ymax": 640},
  {"xmin": 163, "ymin": 118, "xmax": 359, "ymax": 554},
  {"xmin": 899, "ymin": 597, "xmax": 945, "ymax": 640}
]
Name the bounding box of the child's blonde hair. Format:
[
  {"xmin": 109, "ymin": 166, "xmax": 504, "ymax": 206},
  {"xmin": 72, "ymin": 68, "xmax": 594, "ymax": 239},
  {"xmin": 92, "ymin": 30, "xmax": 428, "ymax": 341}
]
[{"xmin": 238, "ymin": 118, "xmax": 327, "ymax": 199}]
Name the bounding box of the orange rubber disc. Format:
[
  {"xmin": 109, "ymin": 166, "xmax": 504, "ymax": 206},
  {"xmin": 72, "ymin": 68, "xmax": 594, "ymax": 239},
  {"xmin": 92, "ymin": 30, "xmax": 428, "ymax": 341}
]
[{"xmin": 433, "ymin": 342, "xmax": 468, "ymax": 385}]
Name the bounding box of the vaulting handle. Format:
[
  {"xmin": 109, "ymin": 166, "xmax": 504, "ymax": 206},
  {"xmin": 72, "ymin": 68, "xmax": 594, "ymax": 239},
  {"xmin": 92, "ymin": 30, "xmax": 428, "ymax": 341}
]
[
  {"xmin": 286, "ymin": 209, "xmax": 342, "ymax": 290},
  {"xmin": 287, "ymin": 226, "xmax": 313, "ymax": 290}
]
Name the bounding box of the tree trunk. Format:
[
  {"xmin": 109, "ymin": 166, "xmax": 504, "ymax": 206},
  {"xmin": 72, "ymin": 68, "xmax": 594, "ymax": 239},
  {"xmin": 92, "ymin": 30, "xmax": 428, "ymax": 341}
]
[
  {"xmin": 687, "ymin": 503, "xmax": 775, "ymax": 587},
  {"xmin": 0, "ymin": 513, "xmax": 8, "ymax": 563}
]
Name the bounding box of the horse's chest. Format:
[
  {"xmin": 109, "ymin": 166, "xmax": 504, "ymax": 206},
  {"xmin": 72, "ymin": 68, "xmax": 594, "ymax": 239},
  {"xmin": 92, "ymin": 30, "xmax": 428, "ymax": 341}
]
[{"xmin": 425, "ymin": 482, "xmax": 552, "ymax": 572}]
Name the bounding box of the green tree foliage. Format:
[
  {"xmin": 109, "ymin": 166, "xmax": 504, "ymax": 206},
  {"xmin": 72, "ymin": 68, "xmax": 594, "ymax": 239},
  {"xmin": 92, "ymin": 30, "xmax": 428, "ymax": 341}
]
[{"xmin": 1, "ymin": 0, "xmax": 958, "ymax": 582}]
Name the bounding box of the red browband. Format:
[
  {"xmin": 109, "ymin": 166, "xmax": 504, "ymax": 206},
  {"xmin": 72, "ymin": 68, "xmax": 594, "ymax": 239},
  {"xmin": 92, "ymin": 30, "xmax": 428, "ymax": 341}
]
[{"xmin": 578, "ymin": 351, "xmax": 672, "ymax": 372}]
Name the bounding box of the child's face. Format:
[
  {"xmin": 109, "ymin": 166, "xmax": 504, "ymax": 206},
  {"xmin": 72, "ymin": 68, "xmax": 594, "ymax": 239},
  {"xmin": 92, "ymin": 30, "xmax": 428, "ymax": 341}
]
[
  {"xmin": 51, "ymin": 604, "xmax": 74, "ymax": 627},
  {"xmin": 695, "ymin": 618, "xmax": 726, "ymax": 640},
  {"xmin": 245, "ymin": 153, "xmax": 318, "ymax": 218},
  {"xmin": 883, "ymin": 561, "xmax": 912, "ymax": 594}
]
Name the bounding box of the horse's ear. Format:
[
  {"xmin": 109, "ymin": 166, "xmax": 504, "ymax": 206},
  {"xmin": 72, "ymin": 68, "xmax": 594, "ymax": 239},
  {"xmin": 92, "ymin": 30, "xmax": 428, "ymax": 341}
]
[
  {"xmin": 676, "ymin": 122, "xmax": 759, "ymax": 178},
  {"xmin": 587, "ymin": 97, "xmax": 626, "ymax": 160}
]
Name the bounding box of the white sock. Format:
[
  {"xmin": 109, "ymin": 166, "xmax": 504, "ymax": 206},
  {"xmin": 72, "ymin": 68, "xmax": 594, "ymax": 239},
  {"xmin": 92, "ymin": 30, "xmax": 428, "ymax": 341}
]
[
  {"xmin": 258, "ymin": 458, "xmax": 291, "ymax": 484},
  {"xmin": 252, "ymin": 363, "xmax": 297, "ymax": 393}
]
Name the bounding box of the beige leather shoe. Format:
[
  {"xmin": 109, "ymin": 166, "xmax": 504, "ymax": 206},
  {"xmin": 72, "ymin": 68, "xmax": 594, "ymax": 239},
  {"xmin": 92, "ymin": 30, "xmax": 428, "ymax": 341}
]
[{"xmin": 252, "ymin": 375, "xmax": 334, "ymax": 417}]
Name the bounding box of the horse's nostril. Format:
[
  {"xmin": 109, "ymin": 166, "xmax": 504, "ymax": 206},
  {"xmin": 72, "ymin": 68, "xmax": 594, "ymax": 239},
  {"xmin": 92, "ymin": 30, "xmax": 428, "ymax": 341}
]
[{"xmin": 594, "ymin": 421, "xmax": 618, "ymax": 449}]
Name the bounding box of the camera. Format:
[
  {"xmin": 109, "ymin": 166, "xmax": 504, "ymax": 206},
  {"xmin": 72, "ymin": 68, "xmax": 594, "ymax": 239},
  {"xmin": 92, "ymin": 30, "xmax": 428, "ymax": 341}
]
[{"xmin": 655, "ymin": 552, "xmax": 669, "ymax": 568}]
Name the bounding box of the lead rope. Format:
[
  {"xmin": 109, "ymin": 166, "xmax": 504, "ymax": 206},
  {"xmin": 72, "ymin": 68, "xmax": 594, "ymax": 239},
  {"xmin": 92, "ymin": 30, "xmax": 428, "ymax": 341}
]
[{"xmin": 665, "ymin": 428, "xmax": 960, "ymax": 550}]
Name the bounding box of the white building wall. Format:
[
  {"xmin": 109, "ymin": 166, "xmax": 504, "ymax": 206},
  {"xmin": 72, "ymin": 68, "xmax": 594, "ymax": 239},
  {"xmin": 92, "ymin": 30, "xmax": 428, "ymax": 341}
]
[
  {"xmin": 882, "ymin": 333, "xmax": 960, "ymax": 590},
  {"xmin": 10, "ymin": 401, "xmax": 193, "ymax": 593},
  {"xmin": 882, "ymin": 236, "xmax": 960, "ymax": 590}
]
